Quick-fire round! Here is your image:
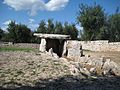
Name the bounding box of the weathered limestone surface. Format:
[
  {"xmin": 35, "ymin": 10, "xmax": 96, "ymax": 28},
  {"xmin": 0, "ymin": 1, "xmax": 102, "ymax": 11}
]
[
  {"xmin": 34, "ymin": 34, "xmax": 120, "ymax": 77},
  {"xmin": 62, "ymin": 41, "xmax": 67, "ymax": 57},
  {"xmin": 60, "ymin": 40, "xmax": 120, "ymax": 76},
  {"xmin": 67, "ymin": 40, "xmax": 120, "ymax": 51},
  {"xmin": 60, "ymin": 57, "xmax": 120, "ymax": 77},
  {"xmin": 48, "ymin": 48, "xmax": 59, "ymax": 58},
  {"xmin": 67, "ymin": 41, "xmax": 82, "ymax": 60},
  {"xmin": 34, "ymin": 33, "xmax": 71, "ymax": 39},
  {"xmin": 34, "ymin": 33, "xmax": 70, "ymax": 56},
  {"xmin": 39, "ymin": 38, "xmax": 46, "ymax": 52}
]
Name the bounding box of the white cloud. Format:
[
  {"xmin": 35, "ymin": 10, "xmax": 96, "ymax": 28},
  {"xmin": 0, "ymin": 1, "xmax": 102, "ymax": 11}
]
[
  {"xmin": 1, "ymin": 26, "xmax": 8, "ymax": 31},
  {"xmin": 3, "ymin": 0, "xmax": 45, "ymax": 16},
  {"xmin": 76, "ymin": 25, "xmax": 83, "ymax": 31},
  {"xmin": 28, "ymin": 18, "xmax": 38, "ymax": 30},
  {"xmin": 75, "ymin": 24, "xmax": 83, "ymax": 38},
  {"xmin": 46, "ymin": 0, "xmax": 69, "ymax": 11},
  {"xmin": 3, "ymin": 0, "xmax": 69, "ymax": 16},
  {"xmin": 3, "ymin": 20, "xmax": 11, "ymax": 25},
  {"xmin": 1, "ymin": 19, "xmax": 38, "ymax": 31},
  {"xmin": 2, "ymin": 20, "xmax": 19, "ymax": 31},
  {"xmin": 29, "ymin": 18, "xmax": 35, "ymax": 24},
  {"xmin": 28, "ymin": 24, "xmax": 39, "ymax": 31},
  {"xmin": 2, "ymin": 20, "xmax": 12, "ymax": 31}
]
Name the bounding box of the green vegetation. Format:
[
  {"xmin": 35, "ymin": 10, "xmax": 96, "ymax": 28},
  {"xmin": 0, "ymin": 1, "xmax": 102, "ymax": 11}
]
[
  {"xmin": 77, "ymin": 4, "xmax": 106, "ymax": 40},
  {"xmin": 77, "ymin": 3, "xmax": 120, "ymax": 41},
  {"xmin": 36, "ymin": 19, "xmax": 78, "ymax": 40},
  {"xmin": 0, "ymin": 47, "xmax": 34, "ymax": 52},
  {"xmin": 108, "ymin": 11, "xmax": 120, "ymax": 42},
  {"xmin": 0, "ymin": 19, "xmax": 78, "ymax": 43},
  {"xmin": 0, "ymin": 28, "xmax": 4, "ymax": 40},
  {"xmin": 0, "ymin": 3, "xmax": 120, "ymax": 42}
]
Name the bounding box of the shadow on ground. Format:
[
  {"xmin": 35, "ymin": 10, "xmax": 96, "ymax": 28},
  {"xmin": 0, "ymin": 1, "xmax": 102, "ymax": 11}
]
[{"xmin": 1, "ymin": 75, "xmax": 120, "ymax": 90}]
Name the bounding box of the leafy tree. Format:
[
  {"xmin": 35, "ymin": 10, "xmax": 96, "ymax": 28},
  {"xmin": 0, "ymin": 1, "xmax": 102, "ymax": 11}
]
[
  {"xmin": 1, "ymin": 32, "xmax": 10, "ymax": 42},
  {"xmin": 46, "ymin": 19, "xmax": 55, "ymax": 34},
  {"xmin": 36, "ymin": 20, "xmax": 78, "ymax": 40},
  {"xmin": 7, "ymin": 21, "xmax": 32, "ymax": 43},
  {"xmin": 77, "ymin": 4, "xmax": 106, "ymax": 40},
  {"xmin": 108, "ymin": 12, "xmax": 120, "ymax": 42},
  {"xmin": 0, "ymin": 28, "xmax": 4, "ymax": 40},
  {"xmin": 96, "ymin": 25, "xmax": 109, "ymax": 40},
  {"xmin": 7, "ymin": 21, "xmax": 17, "ymax": 42},
  {"xmin": 30, "ymin": 31, "xmax": 41, "ymax": 43},
  {"xmin": 63, "ymin": 22, "xmax": 78, "ymax": 39},
  {"xmin": 54, "ymin": 22, "xmax": 63, "ymax": 34},
  {"xmin": 15, "ymin": 24, "xmax": 32, "ymax": 43},
  {"xmin": 63, "ymin": 22, "xmax": 70, "ymax": 35},
  {"xmin": 36, "ymin": 20, "xmax": 46, "ymax": 33},
  {"xmin": 70, "ymin": 24, "xmax": 78, "ymax": 39}
]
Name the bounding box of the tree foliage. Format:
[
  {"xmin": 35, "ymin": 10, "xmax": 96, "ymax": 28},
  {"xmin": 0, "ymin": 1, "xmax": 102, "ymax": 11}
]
[
  {"xmin": 7, "ymin": 21, "xmax": 33, "ymax": 43},
  {"xmin": 77, "ymin": 3, "xmax": 120, "ymax": 42},
  {"xmin": 36, "ymin": 20, "xmax": 78, "ymax": 40},
  {"xmin": 36, "ymin": 20, "xmax": 46, "ymax": 33},
  {"xmin": 63, "ymin": 22, "xmax": 78, "ymax": 39},
  {"xmin": 47, "ymin": 19, "xmax": 55, "ymax": 34},
  {"xmin": 1, "ymin": 19, "xmax": 78, "ymax": 43},
  {"xmin": 108, "ymin": 13, "xmax": 120, "ymax": 42},
  {"xmin": 1, "ymin": 3, "xmax": 120, "ymax": 42},
  {"xmin": 77, "ymin": 4, "xmax": 106, "ymax": 40},
  {"xmin": 54, "ymin": 21, "xmax": 63, "ymax": 34},
  {"xmin": 0, "ymin": 28, "xmax": 4, "ymax": 40}
]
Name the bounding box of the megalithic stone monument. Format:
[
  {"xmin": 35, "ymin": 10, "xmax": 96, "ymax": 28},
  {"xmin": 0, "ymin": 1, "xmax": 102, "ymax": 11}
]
[{"xmin": 34, "ymin": 33, "xmax": 71, "ymax": 57}]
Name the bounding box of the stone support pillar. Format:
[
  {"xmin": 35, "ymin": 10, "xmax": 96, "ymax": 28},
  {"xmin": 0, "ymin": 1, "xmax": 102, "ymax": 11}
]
[
  {"xmin": 62, "ymin": 40, "xmax": 67, "ymax": 57},
  {"xmin": 39, "ymin": 38, "xmax": 46, "ymax": 52}
]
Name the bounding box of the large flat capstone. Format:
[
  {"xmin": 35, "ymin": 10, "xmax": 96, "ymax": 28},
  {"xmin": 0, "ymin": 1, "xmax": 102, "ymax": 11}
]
[{"xmin": 34, "ymin": 33, "xmax": 71, "ymax": 39}]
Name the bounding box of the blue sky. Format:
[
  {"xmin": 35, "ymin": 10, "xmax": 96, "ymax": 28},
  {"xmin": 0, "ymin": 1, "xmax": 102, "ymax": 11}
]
[{"xmin": 0, "ymin": 0, "xmax": 120, "ymax": 31}]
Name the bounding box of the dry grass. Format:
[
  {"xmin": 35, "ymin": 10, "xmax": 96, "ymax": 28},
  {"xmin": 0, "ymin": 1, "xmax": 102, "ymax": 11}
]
[
  {"xmin": 0, "ymin": 46, "xmax": 120, "ymax": 89},
  {"xmin": 84, "ymin": 51, "xmax": 120, "ymax": 64},
  {"xmin": 0, "ymin": 51, "xmax": 70, "ymax": 88}
]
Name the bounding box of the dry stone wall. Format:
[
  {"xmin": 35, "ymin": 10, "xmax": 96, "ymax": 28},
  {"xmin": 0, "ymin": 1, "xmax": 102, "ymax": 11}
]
[{"xmin": 67, "ymin": 40, "xmax": 120, "ymax": 52}]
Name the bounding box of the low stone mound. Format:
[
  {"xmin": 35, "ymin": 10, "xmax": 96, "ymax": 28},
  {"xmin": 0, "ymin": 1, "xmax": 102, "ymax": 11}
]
[{"xmin": 60, "ymin": 57, "xmax": 120, "ymax": 77}]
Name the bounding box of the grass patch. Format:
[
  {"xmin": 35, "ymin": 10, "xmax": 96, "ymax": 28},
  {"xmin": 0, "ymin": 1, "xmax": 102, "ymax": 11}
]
[{"xmin": 0, "ymin": 47, "xmax": 34, "ymax": 52}]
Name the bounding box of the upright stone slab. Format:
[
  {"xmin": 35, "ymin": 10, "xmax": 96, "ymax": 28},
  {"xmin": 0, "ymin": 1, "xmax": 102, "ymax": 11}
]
[
  {"xmin": 39, "ymin": 38, "xmax": 46, "ymax": 52},
  {"xmin": 62, "ymin": 41, "xmax": 67, "ymax": 57},
  {"xmin": 67, "ymin": 41, "xmax": 82, "ymax": 60}
]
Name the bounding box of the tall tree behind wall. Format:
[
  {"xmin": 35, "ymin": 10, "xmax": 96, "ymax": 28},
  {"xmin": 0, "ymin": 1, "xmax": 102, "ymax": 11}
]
[
  {"xmin": 36, "ymin": 20, "xmax": 46, "ymax": 33},
  {"xmin": 77, "ymin": 3, "xmax": 106, "ymax": 40},
  {"xmin": 46, "ymin": 19, "xmax": 55, "ymax": 34},
  {"xmin": 108, "ymin": 9, "xmax": 120, "ymax": 42}
]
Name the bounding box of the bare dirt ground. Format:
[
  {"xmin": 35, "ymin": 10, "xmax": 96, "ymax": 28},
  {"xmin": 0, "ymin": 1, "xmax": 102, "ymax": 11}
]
[
  {"xmin": 84, "ymin": 51, "xmax": 120, "ymax": 64},
  {"xmin": 0, "ymin": 51, "xmax": 120, "ymax": 90},
  {"xmin": 0, "ymin": 51, "xmax": 70, "ymax": 89}
]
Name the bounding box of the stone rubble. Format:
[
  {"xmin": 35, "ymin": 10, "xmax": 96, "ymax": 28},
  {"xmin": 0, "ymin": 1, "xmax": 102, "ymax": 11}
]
[
  {"xmin": 64, "ymin": 40, "xmax": 120, "ymax": 77},
  {"xmin": 48, "ymin": 48, "xmax": 59, "ymax": 59},
  {"xmin": 1, "ymin": 50, "xmax": 120, "ymax": 90},
  {"xmin": 60, "ymin": 56, "xmax": 120, "ymax": 77}
]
